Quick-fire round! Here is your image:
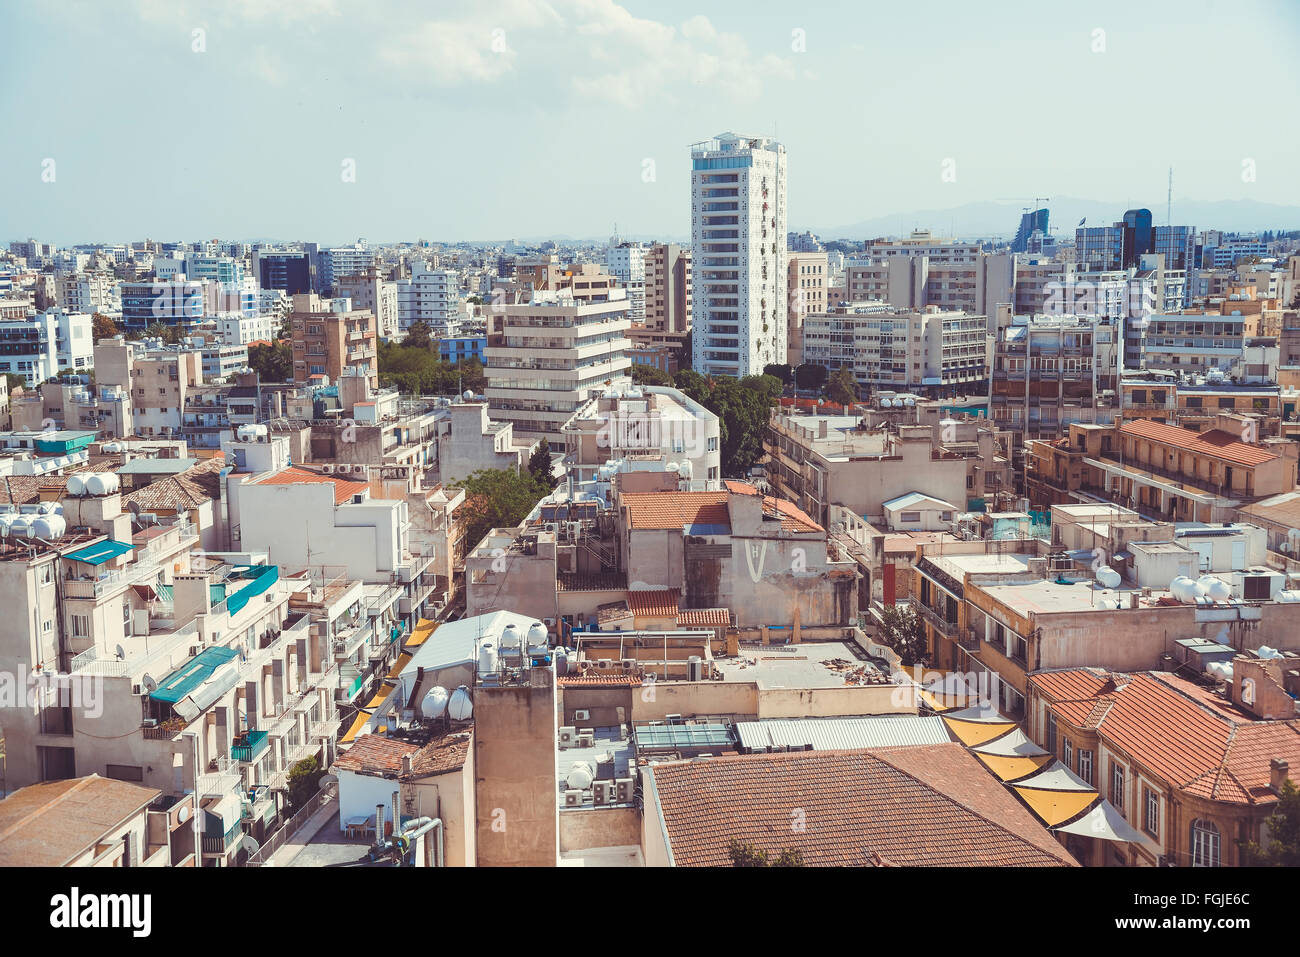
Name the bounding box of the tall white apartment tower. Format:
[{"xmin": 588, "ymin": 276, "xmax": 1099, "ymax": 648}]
[{"xmin": 690, "ymin": 132, "xmax": 787, "ymax": 377}]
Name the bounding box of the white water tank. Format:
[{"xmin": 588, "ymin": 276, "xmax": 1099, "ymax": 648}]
[
  {"xmin": 1170, "ymin": 576, "xmax": 1205, "ymax": 603},
  {"xmin": 904, "ymin": 396, "xmax": 916, "ymax": 407},
  {"xmin": 1274, "ymin": 590, "xmax": 1300, "ymax": 603},
  {"xmin": 527, "ymin": 621, "xmax": 548, "ymax": 647},
  {"xmin": 1096, "ymin": 567, "xmax": 1121, "ymax": 589},
  {"xmin": 1096, "ymin": 597, "xmax": 1119, "ymax": 610},
  {"xmin": 478, "ymin": 641, "xmax": 497, "ymax": 674},
  {"xmin": 665, "ymin": 462, "xmax": 679, "ymax": 474},
  {"xmin": 422, "ymin": 686, "xmax": 449, "ymax": 718},
  {"xmin": 448, "ymin": 685, "xmax": 473, "ymax": 721},
  {"xmin": 31, "ymin": 515, "xmax": 66, "ymax": 539},
  {"xmin": 677, "ymin": 459, "xmax": 694, "ymax": 481},
  {"xmin": 880, "ymin": 398, "xmax": 893, "ymax": 408},
  {"xmin": 86, "ymin": 473, "xmax": 119, "ymax": 496},
  {"xmin": 66, "ymin": 474, "xmax": 88, "ymax": 497},
  {"xmin": 499, "ymin": 623, "xmax": 521, "ymax": 651},
  {"xmin": 566, "ymin": 761, "xmax": 595, "ymax": 790},
  {"xmin": 1197, "ymin": 576, "xmax": 1232, "ymax": 602},
  {"xmin": 9, "ymin": 518, "xmax": 32, "ymax": 538},
  {"xmin": 1288, "ymin": 528, "xmax": 1300, "ymax": 553},
  {"xmin": 1206, "ymin": 661, "xmax": 1234, "ymax": 681}
]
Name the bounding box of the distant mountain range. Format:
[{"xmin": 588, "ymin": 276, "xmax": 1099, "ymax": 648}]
[{"xmin": 806, "ymin": 197, "xmax": 1300, "ymax": 241}]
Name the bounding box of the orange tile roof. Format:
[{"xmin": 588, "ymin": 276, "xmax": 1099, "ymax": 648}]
[
  {"xmin": 761, "ymin": 494, "xmax": 823, "ymax": 532},
  {"xmin": 648, "ymin": 745, "xmax": 1077, "ymax": 867},
  {"xmin": 1120, "ymin": 419, "xmax": 1277, "ymax": 467},
  {"xmin": 1030, "ymin": 670, "xmax": 1300, "ymax": 806},
  {"xmin": 254, "ymin": 465, "xmax": 369, "ymax": 505},
  {"xmin": 622, "ymin": 491, "xmax": 730, "ymax": 530},
  {"xmin": 333, "ymin": 731, "xmax": 471, "ymax": 778},
  {"xmin": 627, "ymin": 588, "xmax": 681, "ymax": 618},
  {"xmin": 557, "ymin": 673, "xmax": 643, "ymax": 687},
  {"xmin": 677, "ymin": 608, "xmax": 730, "ymax": 627},
  {"xmin": 724, "ymin": 480, "xmax": 759, "ymax": 494}
]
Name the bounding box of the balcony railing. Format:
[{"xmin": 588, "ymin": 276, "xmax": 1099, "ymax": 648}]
[
  {"xmin": 201, "ymin": 820, "xmax": 242, "ymax": 856},
  {"xmin": 230, "ymin": 730, "xmax": 270, "ymax": 763},
  {"xmin": 916, "ymin": 600, "xmax": 959, "ymax": 638}
]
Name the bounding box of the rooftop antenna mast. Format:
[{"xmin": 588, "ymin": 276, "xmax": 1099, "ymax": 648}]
[{"xmin": 1166, "ymin": 167, "xmax": 1173, "ymax": 226}]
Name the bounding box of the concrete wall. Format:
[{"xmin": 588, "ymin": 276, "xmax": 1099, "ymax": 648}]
[
  {"xmin": 757, "ymin": 684, "xmax": 916, "ymax": 718},
  {"xmin": 558, "ymin": 806, "xmax": 640, "ymax": 853},
  {"xmin": 473, "ymin": 670, "xmax": 558, "ymax": 866}
]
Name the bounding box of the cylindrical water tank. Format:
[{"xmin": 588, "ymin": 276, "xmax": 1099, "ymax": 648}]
[
  {"xmin": 66, "ymin": 474, "xmax": 88, "ymax": 497},
  {"xmin": 422, "ymin": 686, "xmax": 449, "ymax": 718},
  {"xmin": 566, "ymin": 761, "xmax": 595, "ymax": 790},
  {"xmin": 1198, "ymin": 576, "xmax": 1232, "ymax": 602},
  {"xmin": 1206, "ymin": 661, "xmax": 1234, "ymax": 681},
  {"xmin": 527, "ymin": 621, "xmax": 548, "ymax": 647},
  {"xmin": 31, "ymin": 515, "xmax": 66, "ymax": 539},
  {"xmin": 499, "ymin": 623, "xmax": 521, "ymax": 650},
  {"xmin": 1170, "ymin": 576, "xmax": 1204, "ymax": 603},
  {"xmin": 1096, "ymin": 567, "xmax": 1121, "ymax": 589},
  {"xmin": 1097, "ymin": 598, "xmax": 1119, "ymax": 610},
  {"xmin": 665, "ymin": 462, "xmax": 679, "ymax": 474},
  {"xmin": 9, "ymin": 518, "xmax": 32, "ymax": 539},
  {"xmin": 478, "ymin": 641, "xmax": 497, "ymax": 674},
  {"xmin": 463, "ymin": 390, "xmax": 474, "ymax": 400},
  {"xmin": 1274, "ymin": 590, "xmax": 1300, "ymax": 603},
  {"xmin": 904, "ymin": 396, "xmax": 916, "ymax": 407},
  {"xmin": 448, "ymin": 686, "xmax": 473, "ymax": 721},
  {"xmin": 554, "ymin": 648, "xmax": 569, "ymax": 676},
  {"xmin": 86, "ymin": 473, "xmax": 119, "ymax": 496},
  {"xmin": 880, "ymin": 398, "xmax": 893, "ymax": 408},
  {"xmin": 677, "ymin": 460, "xmax": 694, "ymax": 481}
]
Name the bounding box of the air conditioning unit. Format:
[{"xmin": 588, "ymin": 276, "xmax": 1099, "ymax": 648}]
[
  {"xmin": 593, "ymin": 781, "xmax": 616, "ymax": 806},
  {"xmin": 563, "ymin": 789, "xmax": 582, "ymax": 807},
  {"xmin": 596, "ymin": 659, "xmax": 612, "ymax": 670},
  {"xmin": 614, "ymin": 777, "xmax": 634, "ymax": 803},
  {"xmin": 620, "ymin": 658, "xmax": 637, "ymax": 671},
  {"xmin": 142, "ymin": 718, "xmax": 158, "ymax": 728},
  {"xmin": 558, "ymin": 726, "xmax": 577, "ymax": 749},
  {"xmin": 574, "ymin": 709, "xmax": 591, "ymax": 722},
  {"xmin": 576, "ymin": 732, "xmax": 594, "ymax": 748}
]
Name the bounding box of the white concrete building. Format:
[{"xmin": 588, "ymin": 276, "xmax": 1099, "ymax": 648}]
[
  {"xmin": 395, "ymin": 262, "xmax": 460, "ymax": 335},
  {"xmin": 690, "ymin": 132, "xmax": 787, "ymax": 377},
  {"xmin": 0, "ymin": 310, "xmax": 94, "ymax": 384},
  {"xmin": 484, "ymin": 289, "xmax": 632, "ymax": 443},
  {"xmin": 606, "ymin": 242, "xmax": 646, "ymax": 323}
]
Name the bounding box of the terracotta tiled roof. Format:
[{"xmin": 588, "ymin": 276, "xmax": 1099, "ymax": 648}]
[
  {"xmin": 0, "ymin": 775, "xmax": 160, "ymax": 867},
  {"xmin": 122, "ymin": 455, "xmax": 225, "ymax": 510},
  {"xmin": 253, "ymin": 465, "xmax": 369, "ymax": 505},
  {"xmin": 557, "ymin": 673, "xmax": 642, "ymax": 687},
  {"xmin": 724, "ymin": 480, "xmax": 759, "ymax": 494},
  {"xmin": 1031, "ymin": 670, "xmax": 1300, "ymax": 806},
  {"xmin": 761, "ymin": 494, "xmax": 823, "ymax": 532},
  {"xmin": 622, "ymin": 490, "xmax": 730, "ymax": 529},
  {"xmin": 677, "ymin": 608, "xmax": 730, "ymax": 627},
  {"xmin": 333, "ymin": 731, "xmax": 471, "ymax": 779},
  {"xmin": 1120, "ymin": 419, "xmax": 1277, "ymax": 467},
  {"xmin": 648, "ymin": 744, "xmax": 1077, "ymax": 867},
  {"xmin": 627, "ymin": 588, "xmax": 681, "ymax": 618}
]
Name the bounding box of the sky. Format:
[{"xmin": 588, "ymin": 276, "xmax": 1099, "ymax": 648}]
[{"xmin": 2, "ymin": 0, "xmax": 1298, "ymax": 245}]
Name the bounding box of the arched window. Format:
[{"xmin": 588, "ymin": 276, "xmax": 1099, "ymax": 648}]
[{"xmin": 1190, "ymin": 819, "xmax": 1221, "ymax": 867}]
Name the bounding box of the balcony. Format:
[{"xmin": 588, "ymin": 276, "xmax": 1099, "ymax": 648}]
[
  {"xmin": 915, "ymin": 600, "xmax": 959, "ymax": 638},
  {"xmin": 230, "ymin": 729, "xmax": 270, "ymax": 763},
  {"xmin": 201, "ymin": 820, "xmax": 242, "ymax": 856}
]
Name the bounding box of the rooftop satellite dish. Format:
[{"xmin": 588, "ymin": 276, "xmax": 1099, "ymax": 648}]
[
  {"xmin": 239, "ymin": 834, "xmax": 261, "ymax": 856},
  {"xmin": 114, "ymin": 644, "xmax": 126, "ymax": 660},
  {"xmin": 141, "ymin": 673, "xmax": 158, "ymax": 693}
]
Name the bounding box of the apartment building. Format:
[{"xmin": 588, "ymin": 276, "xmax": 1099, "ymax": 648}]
[
  {"xmin": 787, "ymin": 251, "xmax": 828, "ymax": 365},
  {"xmin": 56, "ymin": 271, "xmax": 118, "ymax": 315},
  {"xmin": 395, "ymin": 261, "xmax": 460, "ymax": 335},
  {"xmin": 841, "ymin": 232, "xmax": 1014, "ymax": 318},
  {"xmin": 642, "ymin": 242, "xmax": 691, "ymax": 336},
  {"xmin": 320, "ymin": 242, "xmax": 378, "ymax": 296},
  {"xmin": 988, "ymin": 316, "xmax": 1120, "ymax": 440},
  {"xmin": 508, "ymin": 256, "xmax": 617, "ymax": 305},
  {"xmin": 289, "ymin": 293, "xmax": 378, "ymax": 391},
  {"xmin": 1026, "ymin": 417, "xmax": 1299, "ymax": 522},
  {"xmin": 690, "ymin": 132, "xmax": 787, "ymax": 377},
  {"xmin": 338, "ymin": 268, "xmax": 399, "ymax": 340},
  {"xmin": 562, "ymin": 385, "xmax": 721, "ymax": 486},
  {"xmin": 433, "ymin": 401, "xmax": 527, "ymax": 485},
  {"xmin": 93, "ymin": 337, "xmax": 204, "ymax": 439},
  {"xmin": 0, "ymin": 310, "xmax": 94, "ymax": 385},
  {"xmin": 800, "ymin": 303, "xmax": 988, "ymax": 397},
  {"xmin": 484, "ymin": 290, "xmax": 631, "ymax": 443},
  {"xmin": 1076, "ymin": 209, "xmax": 1197, "ymax": 275},
  {"xmin": 257, "ymin": 251, "xmax": 313, "ymax": 296},
  {"xmin": 1119, "ymin": 370, "xmax": 1280, "ymax": 435},
  {"xmin": 120, "ymin": 280, "xmax": 206, "ymax": 331},
  {"xmin": 606, "ymin": 242, "xmax": 646, "ymax": 323}
]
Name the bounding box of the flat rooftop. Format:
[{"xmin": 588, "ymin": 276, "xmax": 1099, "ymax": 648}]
[
  {"xmin": 980, "ymin": 578, "xmax": 1147, "ymax": 616},
  {"xmin": 929, "ymin": 552, "xmax": 1034, "ymax": 580},
  {"xmin": 556, "ymin": 726, "xmax": 633, "ymax": 808},
  {"xmin": 714, "ymin": 640, "xmax": 889, "ymax": 689}
]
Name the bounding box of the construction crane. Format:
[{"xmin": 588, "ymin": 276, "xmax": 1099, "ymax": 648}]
[{"xmin": 996, "ymin": 196, "xmax": 1052, "ymax": 213}]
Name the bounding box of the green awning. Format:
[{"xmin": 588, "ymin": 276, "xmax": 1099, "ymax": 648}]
[
  {"xmin": 64, "ymin": 540, "xmax": 135, "ymax": 566},
  {"xmin": 151, "ymin": 646, "xmax": 240, "ymax": 704}
]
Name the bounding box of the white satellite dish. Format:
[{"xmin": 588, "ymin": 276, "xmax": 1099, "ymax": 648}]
[
  {"xmin": 177, "ymin": 806, "xmax": 189, "ymax": 823},
  {"xmin": 114, "ymin": 644, "xmax": 126, "ymax": 660},
  {"xmin": 141, "ymin": 673, "xmax": 158, "ymax": 693}
]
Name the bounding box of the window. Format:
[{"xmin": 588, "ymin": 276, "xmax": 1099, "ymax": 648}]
[
  {"xmin": 105, "ymin": 764, "xmax": 144, "ymax": 783},
  {"xmin": 71, "ymin": 614, "xmax": 90, "ymax": 638},
  {"xmin": 1145, "ymin": 787, "xmax": 1160, "ymax": 838},
  {"xmin": 1190, "ymin": 819, "xmax": 1220, "ymax": 867},
  {"xmin": 1063, "ymin": 738, "xmax": 1073, "ymax": 771},
  {"xmin": 1047, "ymin": 713, "xmax": 1058, "ymax": 755},
  {"xmin": 900, "ymin": 511, "xmax": 921, "ymax": 523},
  {"xmin": 1111, "ymin": 762, "xmax": 1126, "ymax": 812}
]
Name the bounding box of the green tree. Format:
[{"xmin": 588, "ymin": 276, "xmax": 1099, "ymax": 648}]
[
  {"xmin": 727, "ymin": 839, "xmax": 804, "ymax": 867},
  {"xmin": 1240, "ymin": 780, "xmax": 1300, "ymax": 866},
  {"xmin": 450, "ymin": 467, "xmax": 553, "ymax": 549},
  {"xmin": 794, "ymin": 362, "xmax": 828, "ymax": 392},
  {"xmin": 828, "ymin": 366, "xmax": 858, "ymax": 407},
  {"xmin": 528, "ymin": 439, "xmax": 558, "ymax": 489},
  {"xmin": 286, "ymin": 755, "xmax": 325, "ymax": 814},
  {"xmin": 404, "ymin": 319, "xmax": 433, "ymax": 350},
  {"xmin": 630, "ymin": 364, "xmax": 675, "ymax": 387},
  {"xmin": 91, "ymin": 312, "xmax": 120, "ymax": 342},
  {"xmin": 666, "ymin": 371, "xmax": 781, "ymax": 477},
  {"xmin": 248, "ymin": 341, "xmax": 293, "ymax": 383},
  {"xmin": 3, "ymin": 373, "xmax": 26, "ymax": 395},
  {"xmin": 143, "ymin": 321, "xmax": 182, "ymax": 344},
  {"xmin": 877, "ymin": 604, "xmax": 929, "ymax": 667},
  {"xmin": 762, "ymin": 363, "xmax": 793, "ymax": 386}
]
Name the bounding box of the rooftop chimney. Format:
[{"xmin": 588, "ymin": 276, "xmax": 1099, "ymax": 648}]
[
  {"xmin": 401, "ymin": 753, "xmax": 413, "ymax": 774},
  {"xmin": 1271, "ymin": 758, "xmax": 1290, "ymax": 795}
]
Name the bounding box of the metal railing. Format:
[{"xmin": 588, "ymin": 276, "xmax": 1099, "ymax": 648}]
[{"xmin": 243, "ymin": 783, "xmax": 338, "ymax": 867}]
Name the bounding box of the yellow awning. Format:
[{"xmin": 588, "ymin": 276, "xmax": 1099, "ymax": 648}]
[
  {"xmin": 942, "ymin": 716, "xmax": 1017, "ymax": 748},
  {"xmin": 340, "ymin": 708, "xmax": 374, "ymax": 745},
  {"xmin": 406, "ymin": 618, "xmax": 438, "ymax": 649},
  {"xmin": 974, "ymin": 751, "xmax": 1054, "ymax": 783},
  {"xmin": 1013, "ymin": 786, "xmax": 1099, "ymax": 827},
  {"xmin": 917, "ymin": 688, "xmax": 966, "ymax": 712},
  {"xmin": 386, "ymin": 652, "xmax": 413, "ymax": 680}
]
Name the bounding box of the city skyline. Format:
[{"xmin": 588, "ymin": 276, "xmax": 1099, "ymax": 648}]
[{"xmin": 3, "ymin": 0, "xmax": 1299, "ymax": 244}]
